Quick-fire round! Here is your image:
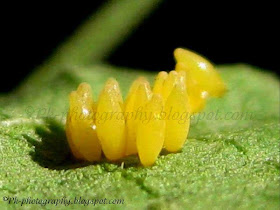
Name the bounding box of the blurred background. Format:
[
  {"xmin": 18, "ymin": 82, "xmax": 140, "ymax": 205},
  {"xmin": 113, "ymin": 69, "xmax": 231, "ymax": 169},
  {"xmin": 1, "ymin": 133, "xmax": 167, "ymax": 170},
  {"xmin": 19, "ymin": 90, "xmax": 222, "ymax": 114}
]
[{"xmin": 1, "ymin": 0, "xmax": 278, "ymax": 92}]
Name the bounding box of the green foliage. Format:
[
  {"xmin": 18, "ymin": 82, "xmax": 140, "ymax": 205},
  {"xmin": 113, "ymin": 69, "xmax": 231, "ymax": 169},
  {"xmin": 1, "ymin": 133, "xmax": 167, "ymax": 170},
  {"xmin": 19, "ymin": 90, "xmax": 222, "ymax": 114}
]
[
  {"xmin": 0, "ymin": 0, "xmax": 279, "ymax": 209},
  {"xmin": 0, "ymin": 64, "xmax": 279, "ymax": 209}
]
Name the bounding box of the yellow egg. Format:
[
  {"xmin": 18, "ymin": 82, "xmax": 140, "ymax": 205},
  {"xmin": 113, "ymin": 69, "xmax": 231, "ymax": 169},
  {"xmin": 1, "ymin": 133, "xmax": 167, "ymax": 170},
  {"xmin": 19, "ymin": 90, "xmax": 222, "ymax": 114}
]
[
  {"xmin": 153, "ymin": 71, "xmax": 168, "ymax": 94},
  {"xmin": 65, "ymin": 114, "xmax": 84, "ymax": 160},
  {"xmin": 65, "ymin": 48, "xmax": 227, "ymax": 166},
  {"xmin": 66, "ymin": 83, "xmax": 102, "ymax": 162},
  {"xmin": 164, "ymin": 75, "xmax": 190, "ymax": 152},
  {"xmin": 176, "ymin": 68, "xmax": 207, "ymax": 113},
  {"xmin": 174, "ymin": 48, "xmax": 226, "ymax": 97},
  {"xmin": 96, "ymin": 78, "xmax": 126, "ymax": 161},
  {"xmin": 137, "ymin": 94, "xmax": 165, "ymax": 166},
  {"xmin": 161, "ymin": 71, "xmax": 179, "ymax": 101},
  {"xmin": 125, "ymin": 78, "xmax": 152, "ymax": 156}
]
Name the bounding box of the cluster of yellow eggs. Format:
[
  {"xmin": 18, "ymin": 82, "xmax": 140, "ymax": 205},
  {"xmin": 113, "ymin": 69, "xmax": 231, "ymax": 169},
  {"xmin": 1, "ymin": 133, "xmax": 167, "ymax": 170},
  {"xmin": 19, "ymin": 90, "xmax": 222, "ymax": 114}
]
[{"xmin": 65, "ymin": 48, "xmax": 226, "ymax": 166}]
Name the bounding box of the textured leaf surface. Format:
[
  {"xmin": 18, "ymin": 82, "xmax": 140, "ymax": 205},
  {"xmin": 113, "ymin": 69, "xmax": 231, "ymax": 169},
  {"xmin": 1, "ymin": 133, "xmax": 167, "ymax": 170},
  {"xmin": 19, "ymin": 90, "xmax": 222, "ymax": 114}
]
[{"xmin": 0, "ymin": 64, "xmax": 279, "ymax": 209}]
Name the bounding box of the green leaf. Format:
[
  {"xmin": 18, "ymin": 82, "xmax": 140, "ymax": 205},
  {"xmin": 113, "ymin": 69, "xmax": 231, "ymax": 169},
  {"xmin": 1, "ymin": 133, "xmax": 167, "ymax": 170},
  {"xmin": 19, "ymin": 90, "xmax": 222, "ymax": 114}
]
[
  {"xmin": 0, "ymin": 64, "xmax": 279, "ymax": 209},
  {"xmin": 0, "ymin": 0, "xmax": 279, "ymax": 208}
]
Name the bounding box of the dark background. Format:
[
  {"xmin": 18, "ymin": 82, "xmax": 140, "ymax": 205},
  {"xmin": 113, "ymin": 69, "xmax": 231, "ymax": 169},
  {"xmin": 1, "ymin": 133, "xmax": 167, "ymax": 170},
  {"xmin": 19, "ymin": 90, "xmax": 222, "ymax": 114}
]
[{"xmin": 1, "ymin": 0, "xmax": 279, "ymax": 92}]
